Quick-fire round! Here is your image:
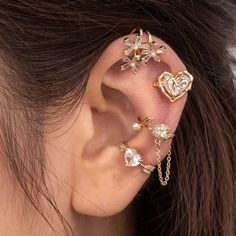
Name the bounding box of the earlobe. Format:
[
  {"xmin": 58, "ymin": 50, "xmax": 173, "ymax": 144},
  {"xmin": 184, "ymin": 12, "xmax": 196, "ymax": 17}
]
[{"xmin": 70, "ymin": 28, "xmax": 193, "ymax": 217}]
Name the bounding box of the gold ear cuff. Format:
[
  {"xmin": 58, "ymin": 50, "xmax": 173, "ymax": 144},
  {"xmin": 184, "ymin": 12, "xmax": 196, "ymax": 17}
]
[
  {"xmin": 153, "ymin": 71, "xmax": 194, "ymax": 102},
  {"xmin": 133, "ymin": 117, "xmax": 174, "ymax": 186},
  {"xmin": 120, "ymin": 28, "xmax": 166, "ymax": 74},
  {"xmin": 119, "ymin": 143, "xmax": 155, "ymax": 174}
]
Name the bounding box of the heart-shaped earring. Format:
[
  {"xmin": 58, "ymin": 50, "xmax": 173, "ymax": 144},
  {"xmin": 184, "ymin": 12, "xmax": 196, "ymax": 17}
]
[
  {"xmin": 153, "ymin": 71, "xmax": 193, "ymax": 102},
  {"xmin": 119, "ymin": 143, "xmax": 156, "ymax": 174}
]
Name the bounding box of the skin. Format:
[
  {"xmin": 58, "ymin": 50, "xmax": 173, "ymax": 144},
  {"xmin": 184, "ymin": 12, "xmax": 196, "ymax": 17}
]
[{"xmin": 0, "ymin": 34, "xmax": 188, "ymax": 235}]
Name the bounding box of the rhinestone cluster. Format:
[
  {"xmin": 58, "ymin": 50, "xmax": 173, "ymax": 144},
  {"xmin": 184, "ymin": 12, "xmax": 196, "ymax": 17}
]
[
  {"xmin": 151, "ymin": 124, "xmax": 174, "ymax": 140},
  {"xmin": 120, "ymin": 32, "xmax": 166, "ymax": 74},
  {"xmin": 155, "ymin": 71, "xmax": 194, "ymax": 102}
]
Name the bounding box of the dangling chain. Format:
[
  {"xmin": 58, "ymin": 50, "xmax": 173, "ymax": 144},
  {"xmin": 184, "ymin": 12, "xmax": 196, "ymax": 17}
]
[{"xmin": 155, "ymin": 139, "xmax": 171, "ymax": 186}]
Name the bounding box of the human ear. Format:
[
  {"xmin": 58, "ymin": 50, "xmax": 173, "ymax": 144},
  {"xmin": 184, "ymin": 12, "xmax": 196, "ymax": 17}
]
[{"xmin": 70, "ymin": 32, "xmax": 189, "ymax": 217}]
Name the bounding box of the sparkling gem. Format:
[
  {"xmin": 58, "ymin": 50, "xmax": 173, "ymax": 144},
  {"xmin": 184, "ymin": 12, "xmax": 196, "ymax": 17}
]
[
  {"xmin": 156, "ymin": 71, "xmax": 194, "ymax": 102},
  {"xmin": 151, "ymin": 124, "xmax": 173, "ymax": 140},
  {"xmin": 120, "ymin": 56, "xmax": 142, "ymax": 74},
  {"xmin": 157, "ymin": 46, "xmax": 166, "ymax": 53},
  {"xmin": 141, "ymin": 42, "xmax": 166, "ymax": 63},
  {"xmin": 124, "ymin": 148, "xmax": 141, "ymax": 167},
  {"xmin": 123, "ymin": 35, "xmax": 148, "ymax": 56}
]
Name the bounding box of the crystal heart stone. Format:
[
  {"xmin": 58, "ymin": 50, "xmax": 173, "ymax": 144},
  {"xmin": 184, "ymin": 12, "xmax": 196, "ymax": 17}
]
[
  {"xmin": 124, "ymin": 148, "xmax": 141, "ymax": 167},
  {"xmin": 154, "ymin": 71, "xmax": 193, "ymax": 102}
]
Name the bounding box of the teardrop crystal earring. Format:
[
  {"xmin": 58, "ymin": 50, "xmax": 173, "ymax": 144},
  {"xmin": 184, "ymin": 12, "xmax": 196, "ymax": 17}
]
[{"xmin": 132, "ymin": 117, "xmax": 174, "ymax": 186}]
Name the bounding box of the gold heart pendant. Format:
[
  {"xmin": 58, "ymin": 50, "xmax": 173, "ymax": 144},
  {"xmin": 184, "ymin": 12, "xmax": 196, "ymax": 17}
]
[{"xmin": 153, "ymin": 71, "xmax": 193, "ymax": 102}]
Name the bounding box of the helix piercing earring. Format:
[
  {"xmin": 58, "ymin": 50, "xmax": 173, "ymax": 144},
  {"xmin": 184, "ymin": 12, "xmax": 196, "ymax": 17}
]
[
  {"xmin": 132, "ymin": 117, "xmax": 174, "ymax": 186},
  {"xmin": 153, "ymin": 71, "xmax": 194, "ymax": 102},
  {"xmin": 119, "ymin": 143, "xmax": 156, "ymax": 174},
  {"xmin": 120, "ymin": 28, "xmax": 166, "ymax": 74},
  {"xmin": 141, "ymin": 31, "xmax": 166, "ymax": 64}
]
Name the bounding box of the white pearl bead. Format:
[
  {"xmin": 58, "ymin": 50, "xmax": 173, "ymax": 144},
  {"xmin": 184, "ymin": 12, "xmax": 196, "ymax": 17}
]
[{"xmin": 132, "ymin": 122, "xmax": 141, "ymax": 130}]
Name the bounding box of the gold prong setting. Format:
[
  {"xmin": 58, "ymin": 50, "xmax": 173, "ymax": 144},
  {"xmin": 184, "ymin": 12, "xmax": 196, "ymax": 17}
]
[
  {"xmin": 154, "ymin": 71, "xmax": 194, "ymax": 102},
  {"xmin": 119, "ymin": 143, "xmax": 155, "ymax": 174},
  {"xmin": 120, "ymin": 28, "xmax": 166, "ymax": 74}
]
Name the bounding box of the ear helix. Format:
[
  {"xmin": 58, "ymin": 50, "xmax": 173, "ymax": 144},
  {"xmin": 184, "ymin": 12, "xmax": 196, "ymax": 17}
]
[{"xmin": 153, "ymin": 71, "xmax": 194, "ymax": 102}]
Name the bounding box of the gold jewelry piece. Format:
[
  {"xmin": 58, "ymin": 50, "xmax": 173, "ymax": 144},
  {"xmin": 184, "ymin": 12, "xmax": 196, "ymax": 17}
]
[
  {"xmin": 120, "ymin": 28, "xmax": 166, "ymax": 74},
  {"xmin": 119, "ymin": 143, "xmax": 155, "ymax": 174},
  {"xmin": 132, "ymin": 116, "xmax": 153, "ymax": 130},
  {"xmin": 133, "ymin": 117, "xmax": 174, "ymax": 140},
  {"xmin": 132, "ymin": 117, "xmax": 174, "ymax": 186},
  {"xmin": 153, "ymin": 71, "xmax": 193, "ymax": 102},
  {"xmin": 155, "ymin": 139, "xmax": 172, "ymax": 186}
]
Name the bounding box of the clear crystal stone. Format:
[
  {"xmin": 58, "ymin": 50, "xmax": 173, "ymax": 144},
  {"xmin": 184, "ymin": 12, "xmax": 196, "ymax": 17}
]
[
  {"xmin": 163, "ymin": 74, "xmax": 191, "ymax": 96},
  {"xmin": 151, "ymin": 124, "xmax": 173, "ymax": 140},
  {"xmin": 124, "ymin": 148, "xmax": 141, "ymax": 167}
]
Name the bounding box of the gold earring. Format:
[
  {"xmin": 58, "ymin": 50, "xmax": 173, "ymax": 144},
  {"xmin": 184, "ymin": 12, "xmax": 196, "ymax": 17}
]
[
  {"xmin": 119, "ymin": 143, "xmax": 155, "ymax": 174},
  {"xmin": 133, "ymin": 117, "xmax": 174, "ymax": 186},
  {"xmin": 141, "ymin": 31, "xmax": 166, "ymax": 64},
  {"xmin": 120, "ymin": 28, "xmax": 166, "ymax": 74},
  {"xmin": 153, "ymin": 71, "xmax": 194, "ymax": 102}
]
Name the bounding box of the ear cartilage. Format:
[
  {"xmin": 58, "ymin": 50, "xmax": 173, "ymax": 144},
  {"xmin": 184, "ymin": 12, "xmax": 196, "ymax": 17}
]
[
  {"xmin": 153, "ymin": 71, "xmax": 194, "ymax": 102},
  {"xmin": 119, "ymin": 143, "xmax": 155, "ymax": 174},
  {"xmin": 120, "ymin": 27, "xmax": 166, "ymax": 74},
  {"xmin": 132, "ymin": 117, "xmax": 174, "ymax": 186}
]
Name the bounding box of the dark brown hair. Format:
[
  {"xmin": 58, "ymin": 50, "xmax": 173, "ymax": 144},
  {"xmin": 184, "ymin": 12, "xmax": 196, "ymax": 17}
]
[{"xmin": 0, "ymin": 1, "xmax": 235, "ymax": 235}]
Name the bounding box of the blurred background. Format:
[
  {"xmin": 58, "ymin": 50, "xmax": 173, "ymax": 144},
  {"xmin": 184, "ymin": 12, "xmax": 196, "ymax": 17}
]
[{"xmin": 231, "ymin": 30, "xmax": 236, "ymax": 79}]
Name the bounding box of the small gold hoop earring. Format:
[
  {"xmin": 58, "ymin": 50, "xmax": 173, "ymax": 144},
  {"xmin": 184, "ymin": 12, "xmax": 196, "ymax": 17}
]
[
  {"xmin": 119, "ymin": 143, "xmax": 155, "ymax": 174},
  {"xmin": 146, "ymin": 30, "xmax": 153, "ymax": 44},
  {"xmin": 132, "ymin": 117, "xmax": 174, "ymax": 186},
  {"xmin": 130, "ymin": 27, "xmax": 143, "ymax": 37}
]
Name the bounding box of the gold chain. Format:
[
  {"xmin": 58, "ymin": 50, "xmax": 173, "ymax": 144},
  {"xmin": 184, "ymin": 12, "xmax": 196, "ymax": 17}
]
[{"xmin": 155, "ymin": 139, "xmax": 171, "ymax": 186}]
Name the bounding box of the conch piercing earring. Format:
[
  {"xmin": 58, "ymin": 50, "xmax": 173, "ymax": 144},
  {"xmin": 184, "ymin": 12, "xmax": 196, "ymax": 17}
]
[
  {"xmin": 119, "ymin": 143, "xmax": 156, "ymax": 174},
  {"xmin": 153, "ymin": 71, "xmax": 194, "ymax": 102},
  {"xmin": 133, "ymin": 117, "xmax": 174, "ymax": 186},
  {"xmin": 120, "ymin": 28, "xmax": 166, "ymax": 74}
]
